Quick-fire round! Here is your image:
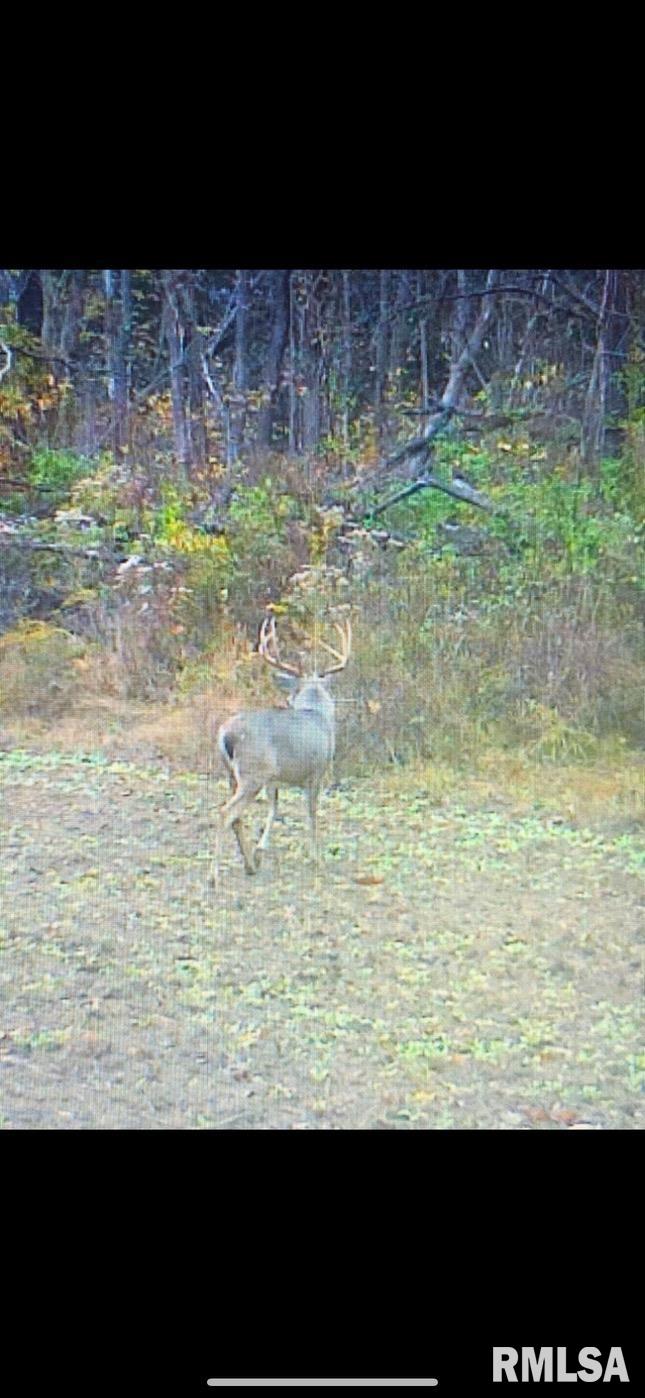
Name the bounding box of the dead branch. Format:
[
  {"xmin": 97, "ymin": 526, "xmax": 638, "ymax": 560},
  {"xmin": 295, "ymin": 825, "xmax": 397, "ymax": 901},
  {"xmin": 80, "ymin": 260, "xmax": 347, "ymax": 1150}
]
[
  {"xmin": 0, "ymin": 534, "xmax": 151, "ymax": 565},
  {"xmin": 0, "ymin": 341, "xmax": 12, "ymax": 382},
  {"xmin": 363, "ymin": 271, "xmax": 503, "ymax": 498},
  {"xmin": 367, "ymin": 472, "xmax": 497, "ymax": 521},
  {"xmin": 1, "ymin": 477, "xmax": 59, "ymax": 492}
]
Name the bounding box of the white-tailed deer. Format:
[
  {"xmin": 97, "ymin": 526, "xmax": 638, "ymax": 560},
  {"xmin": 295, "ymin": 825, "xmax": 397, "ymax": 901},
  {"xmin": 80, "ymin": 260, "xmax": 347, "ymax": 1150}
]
[{"xmin": 217, "ymin": 615, "xmax": 351, "ymax": 875}]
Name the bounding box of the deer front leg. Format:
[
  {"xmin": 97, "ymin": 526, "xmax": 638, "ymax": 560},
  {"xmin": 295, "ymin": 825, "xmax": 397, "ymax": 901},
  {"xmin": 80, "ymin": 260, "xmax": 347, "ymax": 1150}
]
[
  {"xmin": 306, "ymin": 781, "xmax": 322, "ymax": 865},
  {"xmin": 255, "ymin": 785, "xmax": 278, "ymax": 868}
]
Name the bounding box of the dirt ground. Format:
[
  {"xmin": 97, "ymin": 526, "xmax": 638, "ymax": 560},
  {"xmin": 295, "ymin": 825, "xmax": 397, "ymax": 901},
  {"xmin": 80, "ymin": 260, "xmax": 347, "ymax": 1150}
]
[{"xmin": 0, "ymin": 746, "xmax": 643, "ymax": 1129}]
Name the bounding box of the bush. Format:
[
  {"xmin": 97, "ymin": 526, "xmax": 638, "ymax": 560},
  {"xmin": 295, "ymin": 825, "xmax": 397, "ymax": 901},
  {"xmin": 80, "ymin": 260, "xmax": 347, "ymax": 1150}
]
[
  {"xmin": 29, "ymin": 449, "xmax": 92, "ymax": 498},
  {"xmin": 0, "ymin": 620, "xmax": 86, "ymax": 719},
  {"xmin": 334, "ymin": 524, "xmax": 644, "ymax": 772},
  {"xmin": 226, "ymin": 479, "xmax": 301, "ymax": 612}
]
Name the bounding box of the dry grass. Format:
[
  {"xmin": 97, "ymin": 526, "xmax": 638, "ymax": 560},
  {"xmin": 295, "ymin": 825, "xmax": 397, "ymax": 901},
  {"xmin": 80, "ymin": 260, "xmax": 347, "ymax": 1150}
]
[
  {"xmin": 3, "ymin": 695, "xmax": 643, "ymax": 840},
  {"xmin": 1, "ymin": 565, "xmax": 642, "ymax": 836}
]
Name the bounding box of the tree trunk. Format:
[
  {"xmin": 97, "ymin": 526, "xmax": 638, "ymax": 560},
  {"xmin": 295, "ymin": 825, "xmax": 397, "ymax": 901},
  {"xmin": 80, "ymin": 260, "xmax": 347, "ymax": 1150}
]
[
  {"xmin": 161, "ymin": 271, "xmax": 189, "ymax": 473},
  {"xmin": 417, "ymin": 271, "xmax": 429, "ymax": 415},
  {"xmin": 258, "ymin": 270, "xmax": 291, "ymax": 448},
  {"xmin": 234, "ymin": 269, "xmax": 249, "ymax": 393},
  {"xmin": 288, "ymin": 273, "xmax": 297, "ymax": 453},
  {"xmin": 510, "ymin": 270, "xmax": 552, "ymax": 406},
  {"xmin": 341, "ymin": 269, "xmax": 352, "ymax": 460},
  {"xmin": 16, "ymin": 271, "xmax": 43, "ymax": 338},
  {"xmin": 178, "ymin": 274, "xmax": 207, "ymax": 471},
  {"xmin": 388, "ymin": 271, "xmax": 409, "ymax": 383},
  {"xmin": 56, "ymin": 269, "xmax": 86, "ymax": 446},
  {"xmin": 114, "ymin": 270, "xmax": 131, "ymax": 456},
  {"xmin": 582, "ymin": 270, "xmax": 612, "ymax": 463},
  {"xmin": 60, "ymin": 269, "xmax": 86, "ymax": 366},
  {"xmin": 104, "ymin": 270, "xmax": 130, "ymax": 458},
  {"xmin": 375, "ymin": 269, "xmax": 390, "ymax": 442},
  {"xmin": 298, "ymin": 271, "xmax": 323, "ymax": 454},
  {"xmin": 40, "ymin": 270, "xmax": 61, "ymax": 355},
  {"xmin": 231, "ymin": 268, "xmax": 249, "ymax": 460},
  {"xmin": 602, "ymin": 270, "xmax": 630, "ymax": 457}
]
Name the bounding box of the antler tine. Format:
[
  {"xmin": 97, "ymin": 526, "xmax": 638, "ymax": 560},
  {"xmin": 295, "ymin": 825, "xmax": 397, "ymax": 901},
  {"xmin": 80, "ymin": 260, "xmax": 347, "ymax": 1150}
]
[
  {"xmin": 318, "ymin": 638, "xmax": 345, "ymax": 661},
  {"xmin": 258, "ymin": 616, "xmax": 302, "ymax": 676},
  {"xmin": 318, "ymin": 618, "xmax": 352, "ymax": 676}
]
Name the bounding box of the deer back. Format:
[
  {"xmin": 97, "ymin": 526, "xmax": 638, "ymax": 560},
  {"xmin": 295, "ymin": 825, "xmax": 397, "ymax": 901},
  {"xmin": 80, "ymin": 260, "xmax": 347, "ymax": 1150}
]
[{"xmin": 220, "ymin": 676, "xmax": 335, "ymax": 789}]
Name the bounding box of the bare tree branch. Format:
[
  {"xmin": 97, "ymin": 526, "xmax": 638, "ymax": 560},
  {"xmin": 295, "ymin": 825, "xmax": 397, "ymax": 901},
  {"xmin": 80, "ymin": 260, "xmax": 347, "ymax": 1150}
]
[
  {"xmin": 0, "ymin": 534, "xmax": 152, "ymax": 565},
  {"xmin": 360, "ymin": 272, "xmax": 511, "ymax": 522},
  {"xmin": 372, "ymin": 272, "xmax": 634, "ymax": 333},
  {"xmin": 133, "ymin": 286, "xmax": 239, "ymax": 408},
  {"xmin": 366, "ymin": 270, "xmax": 503, "ymax": 490},
  {"xmin": 0, "ymin": 477, "xmax": 57, "ymax": 491},
  {"xmin": 374, "ymin": 276, "xmax": 560, "ymax": 326},
  {"xmin": 400, "ymin": 401, "xmax": 518, "ymax": 425},
  {"xmin": 543, "ymin": 272, "xmax": 632, "ymax": 322},
  {"xmin": 0, "ymin": 341, "xmax": 12, "ymax": 382},
  {"xmin": 367, "ymin": 472, "xmax": 497, "ymax": 521}
]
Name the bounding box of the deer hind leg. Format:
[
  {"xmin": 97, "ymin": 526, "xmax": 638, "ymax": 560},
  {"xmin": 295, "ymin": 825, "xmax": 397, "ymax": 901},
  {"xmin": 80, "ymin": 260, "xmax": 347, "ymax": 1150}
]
[
  {"xmin": 221, "ymin": 782, "xmax": 262, "ymax": 876},
  {"xmin": 255, "ymin": 785, "xmax": 278, "ymax": 867}
]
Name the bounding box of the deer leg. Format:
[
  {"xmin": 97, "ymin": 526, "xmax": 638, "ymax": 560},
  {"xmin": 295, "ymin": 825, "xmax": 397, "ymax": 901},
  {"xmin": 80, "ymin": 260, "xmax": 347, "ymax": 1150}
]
[
  {"xmin": 221, "ymin": 784, "xmax": 262, "ymax": 875},
  {"xmin": 306, "ymin": 782, "xmax": 322, "ymax": 864},
  {"xmin": 255, "ymin": 785, "xmax": 278, "ymax": 866}
]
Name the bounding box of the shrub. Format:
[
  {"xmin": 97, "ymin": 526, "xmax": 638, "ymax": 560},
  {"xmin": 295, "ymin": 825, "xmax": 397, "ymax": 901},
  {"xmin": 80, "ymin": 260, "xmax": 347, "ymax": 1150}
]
[
  {"xmin": 29, "ymin": 449, "xmax": 92, "ymax": 498},
  {"xmin": 0, "ymin": 620, "xmax": 86, "ymax": 719}
]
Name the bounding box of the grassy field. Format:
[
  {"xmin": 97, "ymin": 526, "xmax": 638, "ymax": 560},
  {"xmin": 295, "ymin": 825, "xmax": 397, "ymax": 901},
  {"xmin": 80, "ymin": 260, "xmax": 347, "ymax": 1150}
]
[{"xmin": 1, "ymin": 735, "xmax": 642, "ymax": 1129}]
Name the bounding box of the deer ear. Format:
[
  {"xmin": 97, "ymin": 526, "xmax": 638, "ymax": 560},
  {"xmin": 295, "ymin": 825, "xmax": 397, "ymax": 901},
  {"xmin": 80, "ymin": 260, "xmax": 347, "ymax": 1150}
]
[{"xmin": 272, "ymin": 671, "xmax": 299, "ymax": 696}]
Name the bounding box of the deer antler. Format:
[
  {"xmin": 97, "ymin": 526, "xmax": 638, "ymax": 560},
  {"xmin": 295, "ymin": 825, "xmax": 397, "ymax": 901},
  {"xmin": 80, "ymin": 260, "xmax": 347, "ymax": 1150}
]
[
  {"xmin": 317, "ymin": 619, "xmax": 352, "ymax": 676},
  {"xmin": 258, "ymin": 616, "xmax": 303, "ymax": 677}
]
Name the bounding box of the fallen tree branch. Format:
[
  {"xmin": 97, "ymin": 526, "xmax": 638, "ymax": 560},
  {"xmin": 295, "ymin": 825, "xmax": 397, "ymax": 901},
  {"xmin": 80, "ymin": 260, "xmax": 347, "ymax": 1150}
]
[
  {"xmin": 364, "ymin": 271, "xmax": 503, "ymax": 495},
  {"xmin": 367, "ymin": 472, "xmax": 497, "ymax": 521},
  {"xmin": 383, "ymin": 396, "xmax": 463, "ymax": 467},
  {"xmin": 399, "ymin": 403, "xmax": 527, "ymax": 431},
  {"xmin": 0, "ymin": 534, "xmax": 150, "ymax": 564},
  {"xmin": 1, "ymin": 477, "xmax": 59, "ymax": 491},
  {"xmin": 400, "ymin": 401, "xmax": 491, "ymax": 420}
]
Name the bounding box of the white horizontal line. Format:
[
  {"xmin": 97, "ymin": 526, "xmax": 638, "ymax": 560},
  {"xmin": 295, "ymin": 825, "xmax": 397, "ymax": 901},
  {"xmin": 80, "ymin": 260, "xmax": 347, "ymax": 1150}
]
[{"xmin": 206, "ymin": 1382, "xmax": 438, "ymax": 1389}]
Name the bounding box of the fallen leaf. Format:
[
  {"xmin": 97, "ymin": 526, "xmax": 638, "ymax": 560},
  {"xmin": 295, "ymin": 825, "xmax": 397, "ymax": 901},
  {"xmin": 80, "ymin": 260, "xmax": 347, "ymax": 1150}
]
[{"xmin": 523, "ymin": 1106, "xmax": 551, "ymax": 1123}]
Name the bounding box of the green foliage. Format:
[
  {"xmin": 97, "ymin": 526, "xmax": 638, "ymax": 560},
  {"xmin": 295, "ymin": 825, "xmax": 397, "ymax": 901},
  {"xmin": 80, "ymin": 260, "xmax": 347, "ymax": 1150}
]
[
  {"xmin": 224, "ymin": 479, "xmax": 300, "ymax": 611},
  {"xmin": 345, "ymin": 419, "xmax": 644, "ymax": 771},
  {"xmin": 227, "ymin": 479, "xmax": 299, "ymax": 554},
  {"xmin": 3, "ymin": 330, "xmax": 643, "ymax": 767},
  {"xmin": 28, "ymin": 449, "xmax": 91, "ymax": 497},
  {"xmin": 147, "ymin": 486, "xmax": 234, "ymax": 631},
  {"xmin": 150, "ymin": 483, "xmax": 186, "ymax": 545},
  {"xmin": 489, "ymin": 476, "xmax": 604, "ymax": 575},
  {"xmin": 520, "ymin": 702, "xmax": 599, "ymax": 762}
]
